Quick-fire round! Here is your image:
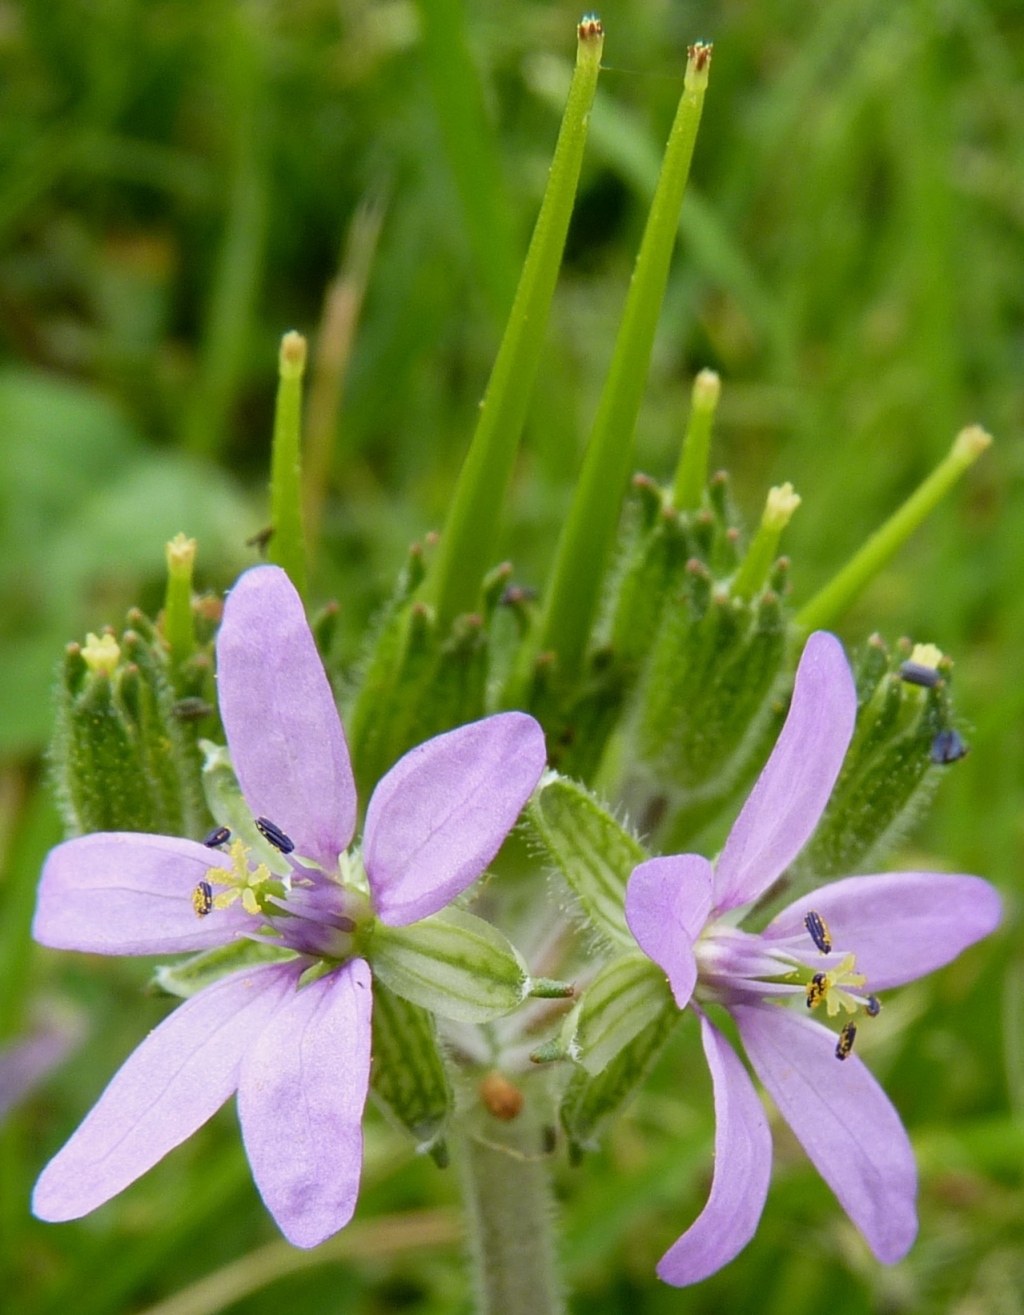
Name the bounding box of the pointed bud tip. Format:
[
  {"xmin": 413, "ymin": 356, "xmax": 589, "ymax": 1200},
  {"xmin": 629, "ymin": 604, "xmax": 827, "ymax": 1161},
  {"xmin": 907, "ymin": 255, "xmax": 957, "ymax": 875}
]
[
  {"xmin": 952, "ymin": 424, "xmax": 992, "ymax": 463},
  {"xmin": 279, "ymin": 330, "xmax": 307, "ymax": 380}
]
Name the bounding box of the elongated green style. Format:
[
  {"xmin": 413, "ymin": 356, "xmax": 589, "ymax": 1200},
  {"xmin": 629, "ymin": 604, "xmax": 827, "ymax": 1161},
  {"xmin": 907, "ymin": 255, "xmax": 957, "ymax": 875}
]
[
  {"xmin": 536, "ymin": 43, "xmax": 713, "ymax": 680},
  {"xmin": 425, "ymin": 19, "xmax": 604, "ymax": 630}
]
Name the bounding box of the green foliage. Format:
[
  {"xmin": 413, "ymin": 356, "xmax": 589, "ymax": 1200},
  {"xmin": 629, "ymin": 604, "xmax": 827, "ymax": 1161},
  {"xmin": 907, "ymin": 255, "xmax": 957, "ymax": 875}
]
[{"xmin": 2, "ymin": 2, "xmax": 1021, "ymax": 1312}]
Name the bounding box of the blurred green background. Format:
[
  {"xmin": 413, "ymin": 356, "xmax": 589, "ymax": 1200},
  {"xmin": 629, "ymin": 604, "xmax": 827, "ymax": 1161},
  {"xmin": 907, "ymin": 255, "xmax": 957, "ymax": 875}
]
[{"xmin": 2, "ymin": 0, "xmax": 1022, "ymax": 1310}]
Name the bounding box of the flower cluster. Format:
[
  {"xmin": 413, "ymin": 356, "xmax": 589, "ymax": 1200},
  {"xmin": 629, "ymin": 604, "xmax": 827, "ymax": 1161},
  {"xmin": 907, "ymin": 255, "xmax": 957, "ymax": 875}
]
[{"xmin": 31, "ymin": 575, "xmax": 1001, "ymax": 1284}]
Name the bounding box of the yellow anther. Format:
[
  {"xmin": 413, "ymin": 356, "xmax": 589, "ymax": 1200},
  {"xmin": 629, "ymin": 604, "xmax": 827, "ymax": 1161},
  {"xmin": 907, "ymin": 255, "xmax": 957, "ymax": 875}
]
[
  {"xmin": 804, "ymin": 953, "xmax": 866, "ymax": 1017},
  {"xmin": 204, "ymin": 838, "xmax": 272, "ymax": 915}
]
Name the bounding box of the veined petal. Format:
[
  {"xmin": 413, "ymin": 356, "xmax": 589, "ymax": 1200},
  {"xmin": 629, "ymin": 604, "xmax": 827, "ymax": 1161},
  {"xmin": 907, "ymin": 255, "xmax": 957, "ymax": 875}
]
[
  {"xmin": 364, "ymin": 713, "xmax": 546, "ymax": 926},
  {"xmin": 733, "ymin": 1003, "xmax": 917, "ymax": 1263},
  {"xmin": 657, "ymin": 1013, "xmax": 772, "ymax": 1286},
  {"xmin": 762, "ymin": 872, "xmax": 1002, "ymax": 990},
  {"xmin": 714, "ymin": 632, "xmax": 856, "ymax": 913},
  {"xmin": 33, "ymin": 833, "xmax": 253, "ymax": 955},
  {"xmin": 239, "ymin": 958, "xmax": 372, "ymax": 1248},
  {"xmin": 217, "ymin": 566, "xmax": 356, "ymax": 869},
  {"xmin": 625, "ymin": 856, "xmax": 712, "ymax": 1008},
  {"xmin": 32, "ymin": 963, "xmax": 296, "ymax": 1222}
]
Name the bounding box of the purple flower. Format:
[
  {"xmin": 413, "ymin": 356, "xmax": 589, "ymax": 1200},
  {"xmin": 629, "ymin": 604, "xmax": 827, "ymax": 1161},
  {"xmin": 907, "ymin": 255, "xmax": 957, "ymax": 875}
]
[
  {"xmin": 32, "ymin": 565, "xmax": 546, "ymax": 1248},
  {"xmin": 624, "ymin": 631, "xmax": 1001, "ymax": 1286}
]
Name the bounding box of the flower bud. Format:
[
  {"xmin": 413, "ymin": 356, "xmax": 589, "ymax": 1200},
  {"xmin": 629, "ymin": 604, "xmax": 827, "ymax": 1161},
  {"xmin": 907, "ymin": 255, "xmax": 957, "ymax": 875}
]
[{"xmin": 52, "ymin": 615, "xmax": 209, "ymax": 837}]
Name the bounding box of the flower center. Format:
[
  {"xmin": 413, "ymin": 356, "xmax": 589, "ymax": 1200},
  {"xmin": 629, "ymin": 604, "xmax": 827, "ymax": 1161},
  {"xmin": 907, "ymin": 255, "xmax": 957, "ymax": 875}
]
[
  {"xmin": 197, "ymin": 837, "xmax": 276, "ymax": 916},
  {"xmin": 192, "ymin": 825, "xmax": 372, "ymax": 962},
  {"xmin": 694, "ymin": 907, "xmax": 882, "ymax": 1060}
]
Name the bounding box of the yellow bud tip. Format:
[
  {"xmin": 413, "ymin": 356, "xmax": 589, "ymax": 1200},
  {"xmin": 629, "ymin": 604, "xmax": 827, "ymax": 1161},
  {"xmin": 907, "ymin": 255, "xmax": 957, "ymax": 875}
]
[
  {"xmin": 81, "ymin": 631, "xmax": 121, "ymax": 677},
  {"xmin": 764, "ymin": 482, "xmax": 801, "ymax": 530},
  {"xmin": 952, "ymin": 424, "xmax": 992, "ymax": 463},
  {"xmin": 909, "ymin": 642, "xmax": 944, "ymax": 669},
  {"xmin": 279, "ymin": 330, "xmax": 307, "ymax": 381},
  {"xmin": 685, "ymin": 41, "xmax": 713, "ymax": 92},
  {"xmin": 165, "ymin": 533, "xmax": 197, "ymax": 572},
  {"xmin": 693, "ymin": 368, "xmax": 721, "ymax": 410}
]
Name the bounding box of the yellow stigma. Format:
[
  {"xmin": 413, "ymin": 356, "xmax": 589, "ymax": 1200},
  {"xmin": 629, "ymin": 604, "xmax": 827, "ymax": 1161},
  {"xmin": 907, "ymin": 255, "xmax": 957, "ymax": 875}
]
[
  {"xmin": 81, "ymin": 631, "xmax": 121, "ymax": 677},
  {"xmin": 804, "ymin": 953, "xmax": 866, "ymax": 1017},
  {"xmin": 205, "ymin": 837, "xmax": 273, "ymax": 916}
]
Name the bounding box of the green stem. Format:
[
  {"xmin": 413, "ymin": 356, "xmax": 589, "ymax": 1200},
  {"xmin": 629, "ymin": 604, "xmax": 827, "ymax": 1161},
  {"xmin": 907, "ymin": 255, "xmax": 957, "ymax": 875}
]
[
  {"xmin": 268, "ymin": 331, "xmax": 309, "ymax": 599},
  {"xmin": 425, "ymin": 19, "xmax": 604, "ymax": 631},
  {"xmin": 732, "ymin": 482, "xmax": 800, "ymax": 600},
  {"xmin": 536, "ymin": 43, "xmax": 712, "ymax": 680},
  {"xmin": 459, "ymin": 1133, "xmax": 564, "ymax": 1315},
  {"xmin": 796, "ymin": 425, "xmax": 992, "ymax": 632},
  {"xmin": 163, "ymin": 533, "xmax": 197, "ymax": 669},
  {"xmin": 672, "ymin": 367, "xmax": 721, "ymax": 509}
]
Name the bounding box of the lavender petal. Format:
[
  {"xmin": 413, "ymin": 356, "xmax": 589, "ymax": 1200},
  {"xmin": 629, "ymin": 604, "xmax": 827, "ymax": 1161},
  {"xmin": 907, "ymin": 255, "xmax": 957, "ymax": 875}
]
[
  {"xmin": 217, "ymin": 565, "xmax": 356, "ymax": 870},
  {"xmin": 33, "ymin": 833, "xmax": 253, "ymax": 955},
  {"xmin": 714, "ymin": 631, "xmax": 856, "ymax": 913},
  {"xmin": 32, "ymin": 964, "xmax": 296, "ymax": 1222},
  {"xmin": 657, "ymin": 1012, "xmax": 772, "ymax": 1286},
  {"xmin": 762, "ymin": 872, "xmax": 1002, "ymax": 990},
  {"xmin": 239, "ymin": 958, "xmax": 372, "ymax": 1248},
  {"xmin": 364, "ymin": 713, "xmax": 546, "ymax": 926},
  {"xmin": 624, "ymin": 856, "xmax": 712, "ymax": 1008},
  {"xmin": 733, "ymin": 1003, "xmax": 917, "ymax": 1263}
]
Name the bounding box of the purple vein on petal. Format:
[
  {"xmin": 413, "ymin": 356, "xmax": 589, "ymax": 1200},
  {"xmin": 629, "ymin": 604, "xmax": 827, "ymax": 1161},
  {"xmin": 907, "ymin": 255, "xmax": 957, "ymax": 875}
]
[
  {"xmin": 32, "ymin": 833, "xmax": 254, "ymax": 955},
  {"xmin": 32, "ymin": 963, "xmax": 298, "ymax": 1222},
  {"xmin": 733, "ymin": 1003, "xmax": 917, "ymax": 1264},
  {"xmin": 657, "ymin": 1012, "xmax": 772, "ymax": 1286},
  {"xmin": 217, "ymin": 565, "xmax": 356, "ymax": 870},
  {"xmin": 714, "ymin": 631, "xmax": 857, "ymax": 913},
  {"xmin": 239, "ymin": 958, "xmax": 372, "ymax": 1248},
  {"xmin": 364, "ymin": 713, "xmax": 546, "ymax": 926},
  {"xmin": 762, "ymin": 872, "xmax": 1003, "ymax": 991}
]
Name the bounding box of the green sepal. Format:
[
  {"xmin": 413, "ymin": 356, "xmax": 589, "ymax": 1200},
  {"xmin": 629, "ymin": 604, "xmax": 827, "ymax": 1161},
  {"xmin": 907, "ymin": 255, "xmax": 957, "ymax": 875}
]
[
  {"xmin": 568, "ymin": 953, "xmax": 673, "ymax": 1075},
  {"xmin": 791, "ymin": 637, "xmax": 960, "ymax": 885},
  {"xmin": 366, "ymin": 907, "xmax": 530, "ymax": 1023},
  {"xmin": 370, "ymin": 980, "xmax": 454, "ymax": 1156},
  {"xmin": 561, "ymin": 1003, "xmax": 680, "ymax": 1159},
  {"xmin": 526, "ymin": 773, "xmax": 645, "ymax": 947},
  {"xmin": 151, "ymin": 939, "xmax": 297, "ymax": 999}
]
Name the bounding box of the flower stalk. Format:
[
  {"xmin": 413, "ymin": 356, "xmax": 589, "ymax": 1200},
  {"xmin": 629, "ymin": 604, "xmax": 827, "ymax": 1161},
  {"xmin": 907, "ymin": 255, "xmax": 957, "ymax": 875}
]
[
  {"xmin": 425, "ymin": 18, "xmax": 604, "ymax": 631},
  {"xmin": 534, "ymin": 42, "xmax": 713, "ymax": 683},
  {"xmin": 459, "ymin": 1133, "xmax": 564, "ymax": 1315},
  {"xmin": 672, "ymin": 368, "xmax": 722, "ymax": 511},
  {"xmin": 268, "ymin": 330, "xmax": 308, "ymax": 599},
  {"xmin": 796, "ymin": 425, "xmax": 992, "ymax": 633},
  {"xmin": 163, "ymin": 533, "xmax": 197, "ymax": 670}
]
